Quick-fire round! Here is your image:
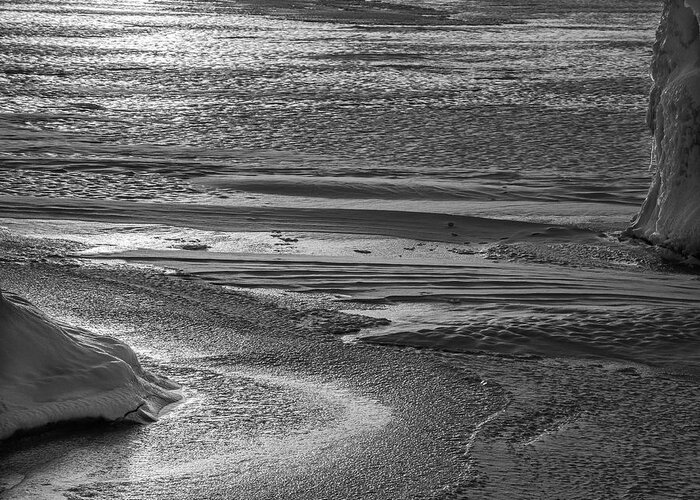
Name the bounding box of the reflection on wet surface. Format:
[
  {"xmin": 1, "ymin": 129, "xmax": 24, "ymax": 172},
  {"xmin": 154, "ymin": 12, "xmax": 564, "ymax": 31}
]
[
  {"xmin": 0, "ymin": 259, "xmax": 500, "ymax": 499},
  {"xmin": 5, "ymin": 2, "xmax": 699, "ymax": 498},
  {"xmin": 1, "ymin": 0, "xmax": 659, "ymax": 205},
  {"xmin": 0, "ymin": 357, "xmax": 393, "ymax": 498},
  {"xmin": 2, "ymin": 256, "xmax": 700, "ymax": 499}
]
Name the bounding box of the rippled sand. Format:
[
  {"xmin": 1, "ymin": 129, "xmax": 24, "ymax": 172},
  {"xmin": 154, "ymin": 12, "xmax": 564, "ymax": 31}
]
[
  {"xmin": 1, "ymin": 230, "xmax": 700, "ymax": 498},
  {"xmin": 3, "ymin": 0, "xmax": 699, "ymax": 497}
]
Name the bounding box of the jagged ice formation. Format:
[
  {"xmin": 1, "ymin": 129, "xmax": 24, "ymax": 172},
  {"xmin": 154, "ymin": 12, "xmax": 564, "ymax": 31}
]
[{"xmin": 627, "ymin": 0, "xmax": 700, "ymax": 255}]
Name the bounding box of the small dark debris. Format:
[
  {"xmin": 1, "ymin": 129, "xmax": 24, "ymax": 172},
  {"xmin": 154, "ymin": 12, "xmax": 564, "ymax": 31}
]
[
  {"xmin": 449, "ymin": 248, "xmax": 477, "ymax": 255},
  {"xmin": 180, "ymin": 243, "xmax": 209, "ymax": 251}
]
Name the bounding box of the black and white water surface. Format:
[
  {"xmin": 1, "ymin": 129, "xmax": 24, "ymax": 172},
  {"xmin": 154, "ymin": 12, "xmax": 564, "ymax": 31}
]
[{"xmin": 4, "ymin": 1, "xmax": 700, "ymax": 499}]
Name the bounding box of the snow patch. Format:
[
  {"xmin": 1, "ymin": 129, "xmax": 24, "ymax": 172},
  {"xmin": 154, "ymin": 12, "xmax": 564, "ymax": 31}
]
[{"xmin": 0, "ymin": 289, "xmax": 181, "ymax": 441}]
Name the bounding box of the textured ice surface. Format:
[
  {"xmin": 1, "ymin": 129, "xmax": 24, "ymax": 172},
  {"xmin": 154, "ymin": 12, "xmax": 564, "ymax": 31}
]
[
  {"xmin": 628, "ymin": 0, "xmax": 700, "ymax": 255},
  {"xmin": 0, "ymin": 289, "xmax": 181, "ymax": 440},
  {"xmin": 2, "ymin": 258, "xmax": 700, "ymax": 499}
]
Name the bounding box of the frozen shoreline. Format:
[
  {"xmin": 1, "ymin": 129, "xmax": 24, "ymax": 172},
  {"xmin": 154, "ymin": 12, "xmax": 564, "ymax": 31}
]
[
  {"xmin": 0, "ymin": 288, "xmax": 182, "ymax": 441},
  {"xmin": 3, "ymin": 192, "xmax": 699, "ymax": 374},
  {"xmin": 3, "ymin": 187, "xmax": 699, "ymax": 496},
  {"xmin": 2, "ymin": 201, "xmax": 699, "ymax": 377},
  {"xmin": 0, "ymin": 194, "xmax": 602, "ymax": 242},
  {"xmin": 1, "ymin": 247, "xmax": 700, "ymax": 498},
  {"xmin": 4, "ymin": 0, "xmax": 699, "ymax": 496}
]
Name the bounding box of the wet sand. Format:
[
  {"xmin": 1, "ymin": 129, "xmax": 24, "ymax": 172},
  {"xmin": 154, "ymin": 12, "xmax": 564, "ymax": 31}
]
[
  {"xmin": 0, "ymin": 195, "xmax": 598, "ymax": 244},
  {"xmin": 0, "ymin": 245, "xmax": 699, "ymax": 498},
  {"xmin": 2, "ymin": 0, "xmax": 698, "ymax": 497},
  {"xmin": 2, "ymin": 218, "xmax": 700, "ymax": 498}
]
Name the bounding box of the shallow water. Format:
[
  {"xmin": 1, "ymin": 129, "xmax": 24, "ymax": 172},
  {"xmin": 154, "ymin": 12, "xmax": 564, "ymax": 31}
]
[
  {"xmin": 4, "ymin": 2, "xmax": 700, "ymax": 497},
  {"xmin": 1, "ymin": 0, "xmax": 659, "ymax": 210},
  {"xmin": 2, "ymin": 259, "xmax": 700, "ymax": 498},
  {"xmin": 0, "ymin": 261, "xmax": 502, "ymax": 499}
]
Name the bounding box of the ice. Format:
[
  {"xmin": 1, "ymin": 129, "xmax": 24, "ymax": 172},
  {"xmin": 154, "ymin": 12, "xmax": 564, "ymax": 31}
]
[
  {"xmin": 627, "ymin": 0, "xmax": 700, "ymax": 256},
  {"xmin": 0, "ymin": 288, "xmax": 181, "ymax": 440}
]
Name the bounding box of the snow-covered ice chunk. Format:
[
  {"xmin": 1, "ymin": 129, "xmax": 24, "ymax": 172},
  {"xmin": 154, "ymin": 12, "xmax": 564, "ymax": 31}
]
[
  {"xmin": 0, "ymin": 288, "xmax": 181, "ymax": 441},
  {"xmin": 628, "ymin": 0, "xmax": 700, "ymax": 255}
]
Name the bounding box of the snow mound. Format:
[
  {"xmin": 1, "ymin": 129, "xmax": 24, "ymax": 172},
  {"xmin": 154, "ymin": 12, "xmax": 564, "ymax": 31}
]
[
  {"xmin": 627, "ymin": 0, "xmax": 700, "ymax": 256},
  {"xmin": 0, "ymin": 289, "xmax": 181, "ymax": 441}
]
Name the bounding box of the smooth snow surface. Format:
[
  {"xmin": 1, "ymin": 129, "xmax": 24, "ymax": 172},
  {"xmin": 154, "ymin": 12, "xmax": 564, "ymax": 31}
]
[
  {"xmin": 0, "ymin": 289, "xmax": 181, "ymax": 440},
  {"xmin": 628, "ymin": 0, "xmax": 700, "ymax": 255}
]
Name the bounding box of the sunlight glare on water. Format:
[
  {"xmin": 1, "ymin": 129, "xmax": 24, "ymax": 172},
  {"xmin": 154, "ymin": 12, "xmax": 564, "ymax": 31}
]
[{"xmin": 0, "ymin": 0, "xmax": 660, "ymax": 207}]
